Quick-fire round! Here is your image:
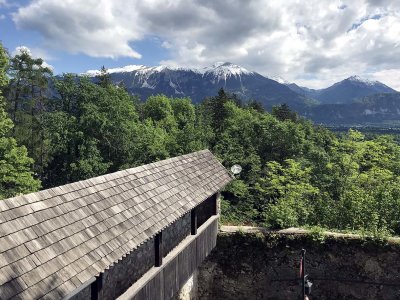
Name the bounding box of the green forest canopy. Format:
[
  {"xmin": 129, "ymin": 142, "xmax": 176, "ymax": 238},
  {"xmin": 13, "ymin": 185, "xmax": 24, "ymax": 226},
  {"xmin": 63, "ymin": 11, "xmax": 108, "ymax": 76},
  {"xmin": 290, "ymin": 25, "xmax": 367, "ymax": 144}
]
[{"xmin": 2, "ymin": 45, "xmax": 400, "ymax": 237}]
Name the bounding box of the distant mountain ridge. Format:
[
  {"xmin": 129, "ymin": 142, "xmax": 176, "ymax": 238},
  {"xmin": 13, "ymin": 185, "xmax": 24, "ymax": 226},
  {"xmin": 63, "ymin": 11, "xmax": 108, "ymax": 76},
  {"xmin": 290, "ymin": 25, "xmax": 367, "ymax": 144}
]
[
  {"xmin": 304, "ymin": 93, "xmax": 400, "ymax": 125},
  {"xmin": 83, "ymin": 62, "xmax": 400, "ymax": 125},
  {"xmin": 85, "ymin": 62, "xmax": 308, "ymax": 110},
  {"xmin": 286, "ymin": 75, "xmax": 397, "ymax": 104}
]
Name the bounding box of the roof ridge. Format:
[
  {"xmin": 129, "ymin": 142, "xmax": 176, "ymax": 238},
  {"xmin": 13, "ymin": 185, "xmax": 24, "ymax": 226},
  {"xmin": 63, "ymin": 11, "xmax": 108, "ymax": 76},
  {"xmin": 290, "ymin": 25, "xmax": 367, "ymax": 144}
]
[{"xmin": 0, "ymin": 149, "xmax": 211, "ymax": 212}]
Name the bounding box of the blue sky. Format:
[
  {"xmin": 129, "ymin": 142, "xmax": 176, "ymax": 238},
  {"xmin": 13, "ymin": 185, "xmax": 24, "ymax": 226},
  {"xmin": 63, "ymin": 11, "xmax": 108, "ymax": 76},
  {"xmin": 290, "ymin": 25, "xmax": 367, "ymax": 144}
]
[
  {"xmin": 0, "ymin": 2, "xmax": 170, "ymax": 74},
  {"xmin": 1, "ymin": 0, "xmax": 400, "ymax": 90}
]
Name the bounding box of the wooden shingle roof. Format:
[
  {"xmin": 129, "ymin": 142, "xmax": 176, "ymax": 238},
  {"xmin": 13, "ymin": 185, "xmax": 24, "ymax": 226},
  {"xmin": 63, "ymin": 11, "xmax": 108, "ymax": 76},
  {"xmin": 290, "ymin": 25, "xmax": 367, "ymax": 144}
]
[{"xmin": 0, "ymin": 150, "xmax": 232, "ymax": 299}]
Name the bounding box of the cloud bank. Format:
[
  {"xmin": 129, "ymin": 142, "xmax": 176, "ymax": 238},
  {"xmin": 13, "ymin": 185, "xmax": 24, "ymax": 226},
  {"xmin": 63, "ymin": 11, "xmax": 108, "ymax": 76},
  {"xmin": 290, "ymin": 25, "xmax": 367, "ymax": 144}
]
[{"xmin": 12, "ymin": 0, "xmax": 400, "ymax": 89}]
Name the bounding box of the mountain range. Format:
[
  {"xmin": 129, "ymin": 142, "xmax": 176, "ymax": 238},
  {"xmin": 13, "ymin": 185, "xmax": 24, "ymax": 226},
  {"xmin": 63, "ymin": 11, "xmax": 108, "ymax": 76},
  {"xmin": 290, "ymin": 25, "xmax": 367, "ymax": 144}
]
[
  {"xmin": 84, "ymin": 62, "xmax": 400, "ymax": 126},
  {"xmin": 86, "ymin": 62, "xmax": 307, "ymax": 110},
  {"xmin": 286, "ymin": 75, "xmax": 397, "ymax": 104}
]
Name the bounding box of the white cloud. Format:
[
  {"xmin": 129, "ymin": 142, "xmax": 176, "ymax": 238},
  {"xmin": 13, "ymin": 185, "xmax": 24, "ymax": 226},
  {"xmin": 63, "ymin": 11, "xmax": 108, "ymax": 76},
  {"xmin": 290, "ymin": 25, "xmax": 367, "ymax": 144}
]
[
  {"xmin": 370, "ymin": 69, "xmax": 400, "ymax": 91},
  {"xmin": 13, "ymin": 46, "xmax": 54, "ymax": 71},
  {"xmin": 13, "ymin": 0, "xmax": 142, "ymax": 59},
  {"xmin": 13, "ymin": 46, "xmax": 31, "ymax": 56},
  {"xmin": 12, "ymin": 0, "xmax": 400, "ymax": 88}
]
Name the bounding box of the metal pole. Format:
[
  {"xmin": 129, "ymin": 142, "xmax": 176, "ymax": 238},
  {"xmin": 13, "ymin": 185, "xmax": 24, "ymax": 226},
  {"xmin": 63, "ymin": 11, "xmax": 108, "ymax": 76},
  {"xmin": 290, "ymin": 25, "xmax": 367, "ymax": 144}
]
[{"xmin": 301, "ymin": 249, "xmax": 306, "ymax": 300}]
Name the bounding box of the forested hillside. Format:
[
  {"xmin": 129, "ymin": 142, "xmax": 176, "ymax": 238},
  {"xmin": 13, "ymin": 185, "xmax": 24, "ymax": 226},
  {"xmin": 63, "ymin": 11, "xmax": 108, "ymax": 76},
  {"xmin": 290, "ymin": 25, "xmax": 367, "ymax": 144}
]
[{"xmin": 2, "ymin": 45, "xmax": 400, "ymax": 238}]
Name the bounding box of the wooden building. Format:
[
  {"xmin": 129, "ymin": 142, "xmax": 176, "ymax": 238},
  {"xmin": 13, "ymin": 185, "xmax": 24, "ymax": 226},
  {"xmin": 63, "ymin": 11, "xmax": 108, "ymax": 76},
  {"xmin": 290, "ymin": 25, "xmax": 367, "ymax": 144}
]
[{"xmin": 0, "ymin": 150, "xmax": 232, "ymax": 299}]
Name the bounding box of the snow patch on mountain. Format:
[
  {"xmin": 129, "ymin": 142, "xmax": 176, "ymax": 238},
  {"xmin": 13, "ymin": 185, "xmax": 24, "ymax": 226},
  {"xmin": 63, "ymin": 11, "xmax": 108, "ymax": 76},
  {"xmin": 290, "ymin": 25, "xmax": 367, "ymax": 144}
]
[
  {"xmin": 169, "ymin": 81, "xmax": 184, "ymax": 94},
  {"xmin": 364, "ymin": 109, "xmax": 376, "ymax": 115},
  {"xmin": 141, "ymin": 80, "xmax": 156, "ymax": 89},
  {"xmin": 201, "ymin": 62, "xmax": 253, "ymax": 76},
  {"xmin": 269, "ymin": 76, "xmax": 290, "ymax": 84},
  {"xmin": 85, "ymin": 65, "xmax": 203, "ymax": 77},
  {"xmin": 200, "ymin": 62, "xmax": 254, "ymax": 85},
  {"xmin": 85, "ymin": 65, "xmax": 146, "ymax": 76},
  {"xmin": 347, "ymin": 75, "xmax": 380, "ymax": 86},
  {"xmin": 85, "ymin": 61, "xmax": 254, "ymax": 79}
]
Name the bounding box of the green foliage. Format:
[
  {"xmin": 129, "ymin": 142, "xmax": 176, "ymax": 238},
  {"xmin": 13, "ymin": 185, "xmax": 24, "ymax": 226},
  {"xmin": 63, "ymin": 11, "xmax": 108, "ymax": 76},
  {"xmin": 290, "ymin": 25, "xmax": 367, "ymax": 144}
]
[
  {"xmin": 140, "ymin": 94, "xmax": 207, "ymax": 160},
  {"xmin": 42, "ymin": 75, "xmax": 140, "ymax": 186},
  {"xmin": 201, "ymin": 90, "xmax": 400, "ymax": 237},
  {"xmin": 2, "ymin": 49, "xmax": 400, "ymax": 239},
  {"xmin": 6, "ymin": 47, "xmax": 53, "ymax": 178},
  {"xmin": 201, "ymin": 88, "xmax": 231, "ymax": 145},
  {"xmin": 271, "ymin": 103, "xmax": 298, "ymax": 122},
  {"xmin": 0, "ymin": 137, "xmax": 41, "ymax": 199},
  {"xmin": 0, "ymin": 43, "xmax": 40, "ymax": 199},
  {"xmin": 260, "ymin": 159, "xmax": 318, "ymax": 228},
  {"xmin": 307, "ymin": 226, "xmax": 327, "ymax": 243}
]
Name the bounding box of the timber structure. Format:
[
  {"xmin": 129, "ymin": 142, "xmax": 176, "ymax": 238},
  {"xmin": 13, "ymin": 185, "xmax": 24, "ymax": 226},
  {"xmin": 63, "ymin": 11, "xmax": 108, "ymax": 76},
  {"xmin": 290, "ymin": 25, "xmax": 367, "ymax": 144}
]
[{"xmin": 0, "ymin": 150, "xmax": 232, "ymax": 299}]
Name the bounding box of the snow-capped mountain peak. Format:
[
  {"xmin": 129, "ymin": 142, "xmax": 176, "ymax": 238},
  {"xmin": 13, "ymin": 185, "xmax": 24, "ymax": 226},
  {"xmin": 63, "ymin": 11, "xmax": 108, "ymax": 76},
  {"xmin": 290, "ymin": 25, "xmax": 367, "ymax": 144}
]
[
  {"xmin": 84, "ymin": 65, "xmax": 201, "ymax": 77},
  {"xmin": 201, "ymin": 62, "xmax": 253, "ymax": 77},
  {"xmin": 84, "ymin": 62, "xmax": 255, "ymax": 79},
  {"xmin": 85, "ymin": 65, "xmax": 146, "ymax": 76},
  {"xmin": 346, "ymin": 75, "xmax": 379, "ymax": 86}
]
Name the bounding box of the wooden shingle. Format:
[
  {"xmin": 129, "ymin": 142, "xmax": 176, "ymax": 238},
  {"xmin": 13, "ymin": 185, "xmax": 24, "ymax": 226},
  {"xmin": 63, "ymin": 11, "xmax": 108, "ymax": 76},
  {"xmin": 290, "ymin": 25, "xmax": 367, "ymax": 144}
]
[{"xmin": 0, "ymin": 150, "xmax": 232, "ymax": 299}]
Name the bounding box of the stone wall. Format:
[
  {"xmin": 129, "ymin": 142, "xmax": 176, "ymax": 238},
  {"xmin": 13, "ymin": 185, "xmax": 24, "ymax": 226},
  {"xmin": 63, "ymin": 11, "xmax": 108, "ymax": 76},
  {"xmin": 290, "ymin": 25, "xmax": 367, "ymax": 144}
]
[
  {"xmin": 163, "ymin": 212, "xmax": 191, "ymax": 256},
  {"xmin": 67, "ymin": 236, "xmax": 155, "ymax": 300},
  {"xmin": 173, "ymin": 270, "xmax": 198, "ymax": 300},
  {"xmin": 66, "ymin": 197, "xmax": 218, "ymax": 300},
  {"xmin": 66, "ymin": 211, "xmax": 194, "ymax": 300},
  {"xmin": 198, "ymin": 232, "xmax": 400, "ymax": 300},
  {"xmin": 101, "ymin": 237, "xmax": 155, "ymax": 300},
  {"xmin": 117, "ymin": 216, "xmax": 219, "ymax": 300}
]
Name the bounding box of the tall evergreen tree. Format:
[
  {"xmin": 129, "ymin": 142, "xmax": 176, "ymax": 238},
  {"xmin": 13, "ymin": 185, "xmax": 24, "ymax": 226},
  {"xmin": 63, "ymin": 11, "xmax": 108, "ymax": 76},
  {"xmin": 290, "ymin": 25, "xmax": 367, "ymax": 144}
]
[
  {"xmin": 0, "ymin": 43, "xmax": 40, "ymax": 199},
  {"xmin": 96, "ymin": 65, "xmax": 112, "ymax": 87},
  {"xmin": 6, "ymin": 47, "xmax": 52, "ymax": 178},
  {"xmin": 271, "ymin": 103, "xmax": 298, "ymax": 122}
]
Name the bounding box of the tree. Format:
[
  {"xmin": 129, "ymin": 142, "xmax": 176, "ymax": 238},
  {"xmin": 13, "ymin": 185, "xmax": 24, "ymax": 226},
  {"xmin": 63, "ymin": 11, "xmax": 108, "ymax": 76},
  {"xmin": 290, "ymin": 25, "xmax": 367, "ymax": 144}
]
[
  {"xmin": 42, "ymin": 75, "xmax": 141, "ymax": 187},
  {"xmin": 259, "ymin": 159, "xmax": 318, "ymax": 228},
  {"xmin": 0, "ymin": 43, "xmax": 40, "ymax": 199},
  {"xmin": 247, "ymin": 100, "xmax": 264, "ymax": 113},
  {"xmin": 170, "ymin": 97, "xmax": 207, "ymax": 154},
  {"xmin": 6, "ymin": 47, "xmax": 53, "ymax": 179},
  {"xmin": 140, "ymin": 95, "xmax": 207, "ymax": 158},
  {"xmin": 201, "ymin": 88, "xmax": 230, "ymax": 135},
  {"xmin": 271, "ymin": 103, "xmax": 298, "ymax": 122},
  {"xmin": 96, "ymin": 66, "xmax": 112, "ymax": 87}
]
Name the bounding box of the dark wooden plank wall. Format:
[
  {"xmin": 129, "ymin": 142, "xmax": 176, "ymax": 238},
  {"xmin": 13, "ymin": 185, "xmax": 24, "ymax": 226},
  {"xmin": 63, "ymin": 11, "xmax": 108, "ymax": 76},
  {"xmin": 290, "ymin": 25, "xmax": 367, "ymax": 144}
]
[
  {"xmin": 131, "ymin": 217, "xmax": 218, "ymax": 300},
  {"xmin": 132, "ymin": 272, "xmax": 164, "ymax": 300}
]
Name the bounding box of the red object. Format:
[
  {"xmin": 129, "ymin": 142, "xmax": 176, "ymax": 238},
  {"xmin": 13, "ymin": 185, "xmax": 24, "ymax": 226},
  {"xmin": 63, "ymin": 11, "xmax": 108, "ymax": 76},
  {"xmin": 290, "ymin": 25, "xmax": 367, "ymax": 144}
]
[{"xmin": 300, "ymin": 257, "xmax": 303, "ymax": 277}]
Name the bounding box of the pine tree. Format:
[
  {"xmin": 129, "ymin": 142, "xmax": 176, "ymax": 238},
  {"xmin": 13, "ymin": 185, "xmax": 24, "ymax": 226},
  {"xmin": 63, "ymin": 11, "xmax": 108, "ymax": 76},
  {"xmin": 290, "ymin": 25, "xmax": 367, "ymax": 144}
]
[
  {"xmin": 271, "ymin": 103, "xmax": 298, "ymax": 122},
  {"xmin": 0, "ymin": 43, "xmax": 40, "ymax": 199},
  {"xmin": 6, "ymin": 47, "xmax": 52, "ymax": 178},
  {"xmin": 96, "ymin": 65, "xmax": 112, "ymax": 87}
]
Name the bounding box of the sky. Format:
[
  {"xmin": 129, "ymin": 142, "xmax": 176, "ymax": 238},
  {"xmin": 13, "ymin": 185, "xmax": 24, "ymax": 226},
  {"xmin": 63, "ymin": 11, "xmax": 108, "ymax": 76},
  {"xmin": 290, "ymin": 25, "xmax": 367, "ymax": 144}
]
[{"xmin": 1, "ymin": 0, "xmax": 400, "ymax": 90}]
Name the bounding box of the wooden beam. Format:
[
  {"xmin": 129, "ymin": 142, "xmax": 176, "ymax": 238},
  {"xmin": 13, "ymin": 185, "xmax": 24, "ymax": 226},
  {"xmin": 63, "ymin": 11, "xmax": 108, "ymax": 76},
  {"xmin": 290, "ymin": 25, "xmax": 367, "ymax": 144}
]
[
  {"xmin": 155, "ymin": 232, "xmax": 163, "ymax": 267},
  {"xmin": 90, "ymin": 273, "xmax": 103, "ymax": 300},
  {"xmin": 212, "ymin": 193, "xmax": 219, "ymax": 215},
  {"xmin": 191, "ymin": 208, "xmax": 197, "ymax": 235}
]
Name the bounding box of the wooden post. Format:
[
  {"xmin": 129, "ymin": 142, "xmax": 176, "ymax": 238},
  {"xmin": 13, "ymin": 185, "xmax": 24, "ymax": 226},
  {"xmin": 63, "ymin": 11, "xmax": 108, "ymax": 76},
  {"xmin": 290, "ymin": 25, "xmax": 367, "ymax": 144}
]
[
  {"xmin": 191, "ymin": 208, "xmax": 197, "ymax": 235},
  {"xmin": 91, "ymin": 273, "xmax": 103, "ymax": 300},
  {"xmin": 155, "ymin": 232, "xmax": 163, "ymax": 267},
  {"xmin": 301, "ymin": 249, "xmax": 306, "ymax": 300},
  {"xmin": 212, "ymin": 193, "xmax": 219, "ymax": 215}
]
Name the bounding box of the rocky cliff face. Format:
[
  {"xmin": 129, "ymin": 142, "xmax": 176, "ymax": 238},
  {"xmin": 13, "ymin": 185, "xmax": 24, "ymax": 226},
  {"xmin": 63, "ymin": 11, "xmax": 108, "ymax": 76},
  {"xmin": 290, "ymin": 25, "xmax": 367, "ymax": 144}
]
[{"xmin": 198, "ymin": 232, "xmax": 400, "ymax": 300}]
